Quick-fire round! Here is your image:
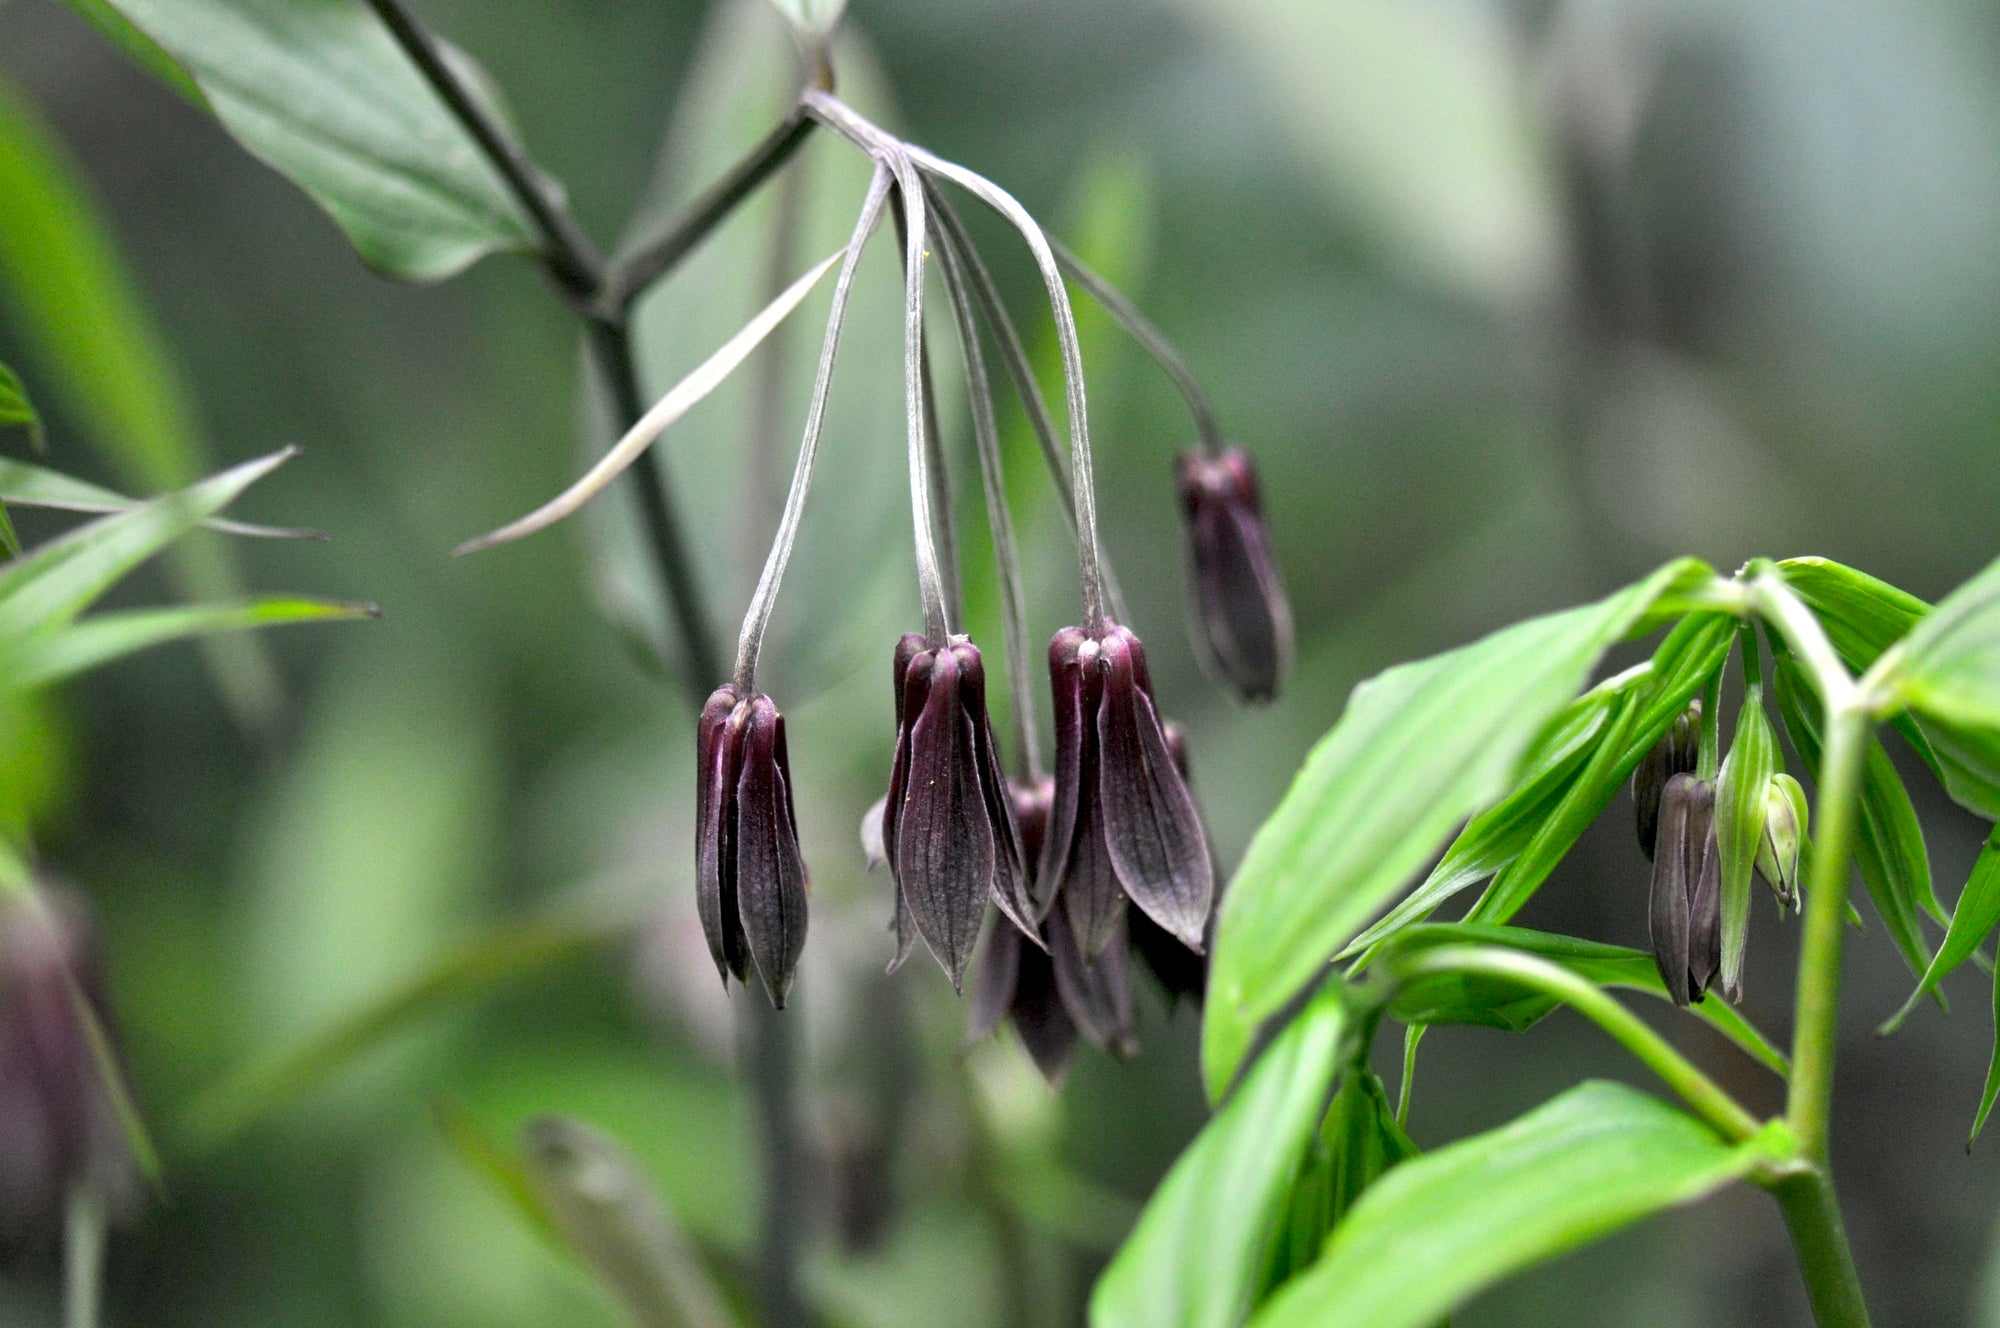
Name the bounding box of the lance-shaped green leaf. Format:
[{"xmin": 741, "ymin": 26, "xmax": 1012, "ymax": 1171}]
[
  {"xmin": 0, "ymin": 449, "xmax": 295, "ymax": 645},
  {"xmin": 1885, "ymin": 825, "xmax": 2000, "ymax": 1035},
  {"xmin": 1714, "ymin": 689, "xmax": 1778, "ymax": 997},
  {"xmin": 1248, "ymin": 1081, "xmax": 1789, "ymax": 1328},
  {"xmin": 1780, "ymin": 556, "xmax": 2000, "ymax": 818},
  {"xmin": 1092, "ymin": 981, "xmax": 1347, "ymax": 1328},
  {"xmin": 0, "ymin": 456, "xmax": 319, "ymax": 540},
  {"xmin": 1371, "ymin": 923, "xmax": 1787, "ymax": 1076},
  {"xmin": 1895, "ymin": 551, "xmax": 2000, "ymax": 729},
  {"xmin": 1774, "ymin": 653, "xmax": 1942, "ymax": 981},
  {"xmin": 4, "ymin": 597, "xmax": 379, "ymax": 691},
  {"xmin": 1203, "ymin": 559, "xmax": 1716, "ymax": 1100},
  {"xmin": 66, "ymin": 0, "xmax": 536, "ymax": 281},
  {"xmin": 1975, "ymin": 961, "xmax": 2000, "ymax": 1148},
  {"xmin": 0, "ymin": 359, "xmax": 37, "ymax": 441},
  {"xmin": 1261, "ymin": 1069, "xmax": 1416, "ymax": 1299}
]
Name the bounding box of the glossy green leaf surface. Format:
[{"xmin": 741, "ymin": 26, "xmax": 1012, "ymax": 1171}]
[
  {"xmin": 1093, "ymin": 982, "xmax": 1347, "ymax": 1328},
  {"xmin": 69, "ymin": 0, "xmax": 536, "ymax": 281},
  {"xmin": 1204, "ymin": 559, "xmax": 1713, "ymax": 1099},
  {"xmin": 1249, "ymin": 1082, "xmax": 1785, "ymax": 1328},
  {"xmin": 1715, "ymin": 689, "xmax": 1778, "ymax": 995},
  {"xmin": 1775, "ymin": 653, "xmax": 1941, "ymax": 981}
]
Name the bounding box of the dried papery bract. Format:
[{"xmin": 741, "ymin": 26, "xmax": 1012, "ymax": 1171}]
[
  {"xmin": 1045, "ymin": 625, "xmax": 1213, "ymax": 958},
  {"xmin": 1175, "ymin": 448, "xmax": 1292, "ymax": 703},
  {"xmin": 695, "ymin": 686, "xmax": 809, "ymax": 1007},
  {"xmin": 1633, "ymin": 698, "xmax": 1701, "ymax": 859},
  {"xmin": 884, "ymin": 635, "xmax": 1036, "ymax": 989},
  {"xmin": 0, "ymin": 888, "xmax": 140, "ymax": 1243},
  {"xmin": 1648, "ymin": 772, "xmax": 1721, "ymax": 1006}
]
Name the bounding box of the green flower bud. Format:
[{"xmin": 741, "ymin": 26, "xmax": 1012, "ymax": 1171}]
[{"xmin": 1755, "ymin": 772, "xmax": 1809, "ymax": 912}]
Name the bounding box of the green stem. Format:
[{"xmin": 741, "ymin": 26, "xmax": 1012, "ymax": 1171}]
[
  {"xmin": 64, "ymin": 1187, "xmax": 104, "ymax": 1328},
  {"xmin": 1786, "ymin": 701, "xmax": 1866, "ymax": 1161},
  {"xmin": 1393, "ymin": 946, "xmax": 1761, "ymax": 1143},
  {"xmin": 1772, "ymin": 1172, "xmax": 1873, "ymax": 1328}
]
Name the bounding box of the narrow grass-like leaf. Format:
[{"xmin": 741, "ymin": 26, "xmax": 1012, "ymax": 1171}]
[
  {"xmin": 181, "ymin": 913, "xmax": 624, "ymax": 1153},
  {"xmin": 1203, "ymin": 559, "xmax": 1715, "ymax": 1100},
  {"xmin": 1714, "ymin": 689, "xmax": 1778, "ymax": 995},
  {"xmin": 1248, "ymin": 1082, "xmax": 1788, "ymax": 1328},
  {"xmin": 0, "ymin": 448, "xmax": 295, "ymax": 644},
  {"xmin": 1091, "ymin": 981, "xmax": 1346, "ymax": 1328},
  {"xmin": 0, "ymin": 359, "xmax": 37, "ymax": 444},
  {"xmin": 0, "ymin": 457, "xmax": 321, "ymax": 540},
  {"xmin": 1374, "ymin": 923, "xmax": 1787, "ymax": 1076},
  {"xmin": 4, "ymin": 597, "xmax": 379, "ymax": 690},
  {"xmin": 457, "ymin": 248, "xmax": 845, "ymax": 555},
  {"xmin": 1775, "ymin": 653, "xmax": 1941, "ymax": 980},
  {"xmin": 66, "ymin": 0, "xmax": 536, "ymax": 281},
  {"xmin": 1886, "ymin": 825, "xmax": 2000, "ymax": 1035},
  {"xmin": 1975, "ymin": 960, "xmax": 2000, "ymax": 1148}
]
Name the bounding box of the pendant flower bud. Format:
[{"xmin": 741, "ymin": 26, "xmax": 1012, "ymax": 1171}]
[
  {"xmin": 696, "ymin": 685, "xmax": 810, "ymax": 1008},
  {"xmin": 1755, "ymin": 772, "xmax": 1808, "ymax": 912},
  {"xmin": 1175, "ymin": 448, "xmax": 1292, "ymax": 703},
  {"xmin": 883, "ymin": 634, "xmax": 1038, "ymax": 990},
  {"xmin": 1648, "ymin": 772, "xmax": 1722, "ymax": 1006},
  {"xmin": 1127, "ymin": 721, "xmax": 1216, "ymax": 1005},
  {"xmin": 0, "ymin": 887, "xmax": 141, "ymax": 1241},
  {"xmin": 1044, "ymin": 624, "xmax": 1214, "ymax": 958},
  {"xmin": 1633, "ymin": 698, "xmax": 1702, "ymax": 860}
]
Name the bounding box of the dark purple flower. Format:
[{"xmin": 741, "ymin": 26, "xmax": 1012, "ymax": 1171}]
[
  {"xmin": 0, "ymin": 887, "xmax": 140, "ymax": 1243},
  {"xmin": 696, "ymin": 685, "xmax": 810, "ymax": 1008},
  {"xmin": 1633, "ymin": 699, "xmax": 1701, "ymax": 860},
  {"xmin": 967, "ymin": 779, "xmax": 1136, "ymax": 1082},
  {"xmin": 1044, "ymin": 624, "xmax": 1213, "ymax": 958},
  {"xmin": 1176, "ymin": 447, "xmax": 1292, "ymax": 703},
  {"xmin": 883, "ymin": 634, "xmax": 1037, "ymax": 989},
  {"xmin": 1127, "ymin": 721, "xmax": 1217, "ymax": 1006},
  {"xmin": 1649, "ymin": 772, "xmax": 1721, "ymax": 1006}
]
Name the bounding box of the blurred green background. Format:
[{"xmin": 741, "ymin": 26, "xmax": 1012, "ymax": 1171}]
[{"xmin": 5, "ymin": 0, "xmax": 2000, "ymax": 1323}]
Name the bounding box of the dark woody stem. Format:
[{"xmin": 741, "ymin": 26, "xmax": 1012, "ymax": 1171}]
[
  {"xmin": 734, "ymin": 167, "xmax": 894, "ymax": 692},
  {"xmin": 927, "ymin": 182, "xmax": 1043, "ymax": 777},
  {"xmin": 1048, "ymin": 239, "xmax": 1226, "ymax": 456}
]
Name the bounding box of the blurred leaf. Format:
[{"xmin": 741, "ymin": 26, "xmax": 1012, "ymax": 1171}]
[
  {"xmin": 1780, "ymin": 556, "xmax": 2000, "ymax": 818},
  {"xmin": 0, "ymin": 455, "xmax": 322, "ymax": 539},
  {"xmin": 1374, "ymin": 923, "xmax": 1787, "ymax": 1076},
  {"xmin": 66, "ymin": 0, "xmax": 536, "ymax": 281},
  {"xmin": 435, "ymin": 1101, "xmax": 557, "ymax": 1242},
  {"xmin": 762, "ymin": 0, "xmax": 847, "ymax": 41},
  {"xmin": 0, "ymin": 358, "xmax": 39, "ymax": 444},
  {"xmin": 1887, "ymin": 825, "xmax": 2000, "ymax": 1035},
  {"xmin": 5, "ymin": 596, "xmax": 379, "ymax": 690},
  {"xmin": 59, "ymin": 0, "xmax": 203, "ymax": 102},
  {"xmin": 182, "ymin": 912, "xmax": 625, "ymax": 1153},
  {"xmin": 1896, "ymin": 553, "xmax": 2000, "ymax": 730},
  {"xmin": 0, "ymin": 448, "xmax": 294, "ymax": 648},
  {"xmin": 0, "ymin": 75, "xmax": 277, "ymax": 716},
  {"xmin": 1092, "ymin": 981, "xmax": 1346, "ymax": 1328},
  {"xmin": 1774, "ymin": 651, "xmax": 1942, "ymax": 983},
  {"xmin": 521, "ymin": 1116, "xmax": 738, "ymax": 1328},
  {"xmin": 1203, "ymin": 558, "xmax": 1714, "ymax": 1100},
  {"xmin": 1714, "ymin": 687, "xmax": 1778, "ymax": 995},
  {"xmin": 1248, "ymin": 1082, "xmax": 1788, "ymax": 1328}
]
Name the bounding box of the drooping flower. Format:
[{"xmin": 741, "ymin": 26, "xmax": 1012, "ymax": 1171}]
[
  {"xmin": 696, "ymin": 685, "xmax": 810, "ymax": 1007},
  {"xmin": 0, "ymin": 887, "xmax": 140, "ymax": 1243},
  {"xmin": 883, "ymin": 635, "xmax": 1038, "ymax": 989},
  {"xmin": 1649, "ymin": 772, "xmax": 1721, "ymax": 1005},
  {"xmin": 1044, "ymin": 624, "xmax": 1213, "ymax": 958},
  {"xmin": 1633, "ymin": 698, "xmax": 1702, "ymax": 859},
  {"xmin": 1125, "ymin": 720, "xmax": 1217, "ymax": 1006},
  {"xmin": 1175, "ymin": 447, "xmax": 1293, "ymax": 704},
  {"xmin": 967, "ymin": 779, "xmax": 1135, "ymax": 1082}
]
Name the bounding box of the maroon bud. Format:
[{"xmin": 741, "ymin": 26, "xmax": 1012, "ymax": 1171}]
[
  {"xmin": 1176, "ymin": 448, "xmax": 1293, "ymax": 703},
  {"xmin": 1648, "ymin": 773, "xmax": 1720, "ymax": 1006},
  {"xmin": 1633, "ymin": 699, "xmax": 1702, "ymax": 860},
  {"xmin": 884, "ymin": 636, "xmax": 1037, "ymax": 989},
  {"xmin": 0, "ymin": 887, "xmax": 140, "ymax": 1241},
  {"xmin": 695, "ymin": 685, "xmax": 810, "ymax": 1007},
  {"xmin": 1044, "ymin": 624, "xmax": 1214, "ymax": 958}
]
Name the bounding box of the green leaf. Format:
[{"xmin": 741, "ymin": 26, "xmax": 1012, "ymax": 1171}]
[
  {"xmin": 4, "ymin": 596, "xmax": 379, "ymax": 690},
  {"xmin": 1896, "ymin": 553, "xmax": 2000, "ymax": 728},
  {"xmin": 1262, "ymin": 1069, "xmax": 1416, "ymax": 1298},
  {"xmin": 1715, "ymin": 689, "xmax": 1779, "ymax": 996},
  {"xmin": 67, "ymin": 0, "xmax": 535, "ymax": 281},
  {"xmin": 1248, "ymin": 1082, "xmax": 1787, "ymax": 1328},
  {"xmin": 1374, "ymin": 923, "xmax": 1788, "ymax": 1077},
  {"xmin": 0, "ymin": 76, "xmax": 277, "ymax": 716},
  {"xmin": 180, "ymin": 912, "xmax": 624, "ymax": 1154},
  {"xmin": 1204, "ymin": 559, "xmax": 1715, "ymax": 1100},
  {"xmin": 1780, "ymin": 556, "xmax": 2000, "ymax": 818},
  {"xmin": 1092, "ymin": 981, "xmax": 1348, "ymax": 1328},
  {"xmin": 1975, "ymin": 959, "xmax": 2000, "ymax": 1148},
  {"xmin": 0, "ymin": 359, "xmax": 38, "ymax": 441},
  {"xmin": 1774, "ymin": 653, "xmax": 1941, "ymax": 981},
  {"xmin": 0, "ymin": 455, "xmax": 321, "ymax": 539},
  {"xmin": 1886, "ymin": 825, "xmax": 2000, "ymax": 1035},
  {"xmin": 0, "ymin": 449, "xmax": 295, "ymax": 646}
]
